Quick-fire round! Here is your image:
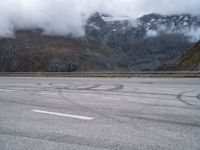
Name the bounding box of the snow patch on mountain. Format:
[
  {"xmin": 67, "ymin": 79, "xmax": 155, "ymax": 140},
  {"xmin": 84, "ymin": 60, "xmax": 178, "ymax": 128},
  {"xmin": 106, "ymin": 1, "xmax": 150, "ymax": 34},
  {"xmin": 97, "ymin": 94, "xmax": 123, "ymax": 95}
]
[
  {"xmin": 143, "ymin": 14, "xmax": 200, "ymax": 42},
  {"xmin": 101, "ymin": 16, "xmax": 130, "ymax": 22}
]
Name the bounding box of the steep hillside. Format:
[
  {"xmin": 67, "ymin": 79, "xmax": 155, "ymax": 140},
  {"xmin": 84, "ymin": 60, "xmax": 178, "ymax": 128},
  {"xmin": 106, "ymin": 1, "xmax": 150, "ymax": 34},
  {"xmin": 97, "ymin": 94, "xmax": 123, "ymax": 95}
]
[
  {"xmin": 0, "ymin": 13, "xmax": 200, "ymax": 72},
  {"xmin": 159, "ymin": 41, "xmax": 200, "ymax": 71},
  {"xmin": 0, "ymin": 30, "xmax": 118, "ymax": 72},
  {"xmin": 179, "ymin": 41, "xmax": 200, "ymax": 70}
]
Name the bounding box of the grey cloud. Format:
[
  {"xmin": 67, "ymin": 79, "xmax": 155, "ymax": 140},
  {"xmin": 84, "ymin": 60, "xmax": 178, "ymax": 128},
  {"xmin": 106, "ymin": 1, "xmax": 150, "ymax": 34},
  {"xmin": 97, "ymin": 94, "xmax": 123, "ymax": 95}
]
[
  {"xmin": 146, "ymin": 26, "xmax": 200, "ymax": 42},
  {"xmin": 0, "ymin": 0, "xmax": 200, "ymax": 38}
]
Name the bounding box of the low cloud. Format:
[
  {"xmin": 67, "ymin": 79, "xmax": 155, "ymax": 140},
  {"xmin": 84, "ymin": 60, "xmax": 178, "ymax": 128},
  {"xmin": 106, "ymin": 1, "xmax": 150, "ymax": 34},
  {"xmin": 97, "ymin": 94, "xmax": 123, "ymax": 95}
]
[
  {"xmin": 0, "ymin": 0, "xmax": 200, "ymax": 38},
  {"xmin": 146, "ymin": 25, "xmax": 200, "ymax": 42},
  {"xmin": 146, "ymin": 30, "xmax": 158, "ymax": 37},
  {"xmin": 185, "ymin": 27, "xmax": 200, "ymax": 42}
]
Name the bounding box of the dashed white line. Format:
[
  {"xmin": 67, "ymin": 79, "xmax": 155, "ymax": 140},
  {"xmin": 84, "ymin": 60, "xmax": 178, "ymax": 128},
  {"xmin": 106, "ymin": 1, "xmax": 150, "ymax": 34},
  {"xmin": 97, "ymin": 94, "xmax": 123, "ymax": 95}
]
[{"xmin": 32, "ymin": 109, "xmax": 94, "ymax": 120}]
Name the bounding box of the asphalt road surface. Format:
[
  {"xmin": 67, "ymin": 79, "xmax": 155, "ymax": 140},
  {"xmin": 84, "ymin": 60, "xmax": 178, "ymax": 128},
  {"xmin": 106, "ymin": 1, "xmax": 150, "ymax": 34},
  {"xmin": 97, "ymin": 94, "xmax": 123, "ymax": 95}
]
[{"xmin": 0, "ymin": 77, "xmax": 200, "ymax": 150}]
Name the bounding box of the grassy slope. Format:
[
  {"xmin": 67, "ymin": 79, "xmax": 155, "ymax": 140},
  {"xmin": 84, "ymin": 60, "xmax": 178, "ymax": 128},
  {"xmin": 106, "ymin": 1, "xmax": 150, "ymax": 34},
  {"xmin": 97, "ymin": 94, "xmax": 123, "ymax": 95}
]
[
  {"xmin": 177, "ymin": 41, "xmax": 200, "ymax": 70},
  {"xmin": 158, "ymin": 41, "xmax": 200, "ymax": 71}
]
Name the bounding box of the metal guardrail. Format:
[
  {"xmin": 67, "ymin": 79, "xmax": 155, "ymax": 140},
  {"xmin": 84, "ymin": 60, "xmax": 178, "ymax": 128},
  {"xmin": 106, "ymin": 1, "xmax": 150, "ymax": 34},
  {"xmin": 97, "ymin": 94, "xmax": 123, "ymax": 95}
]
[{"xmin": 0, "ymin": 72, "xmax": 199, "ymax": 77}]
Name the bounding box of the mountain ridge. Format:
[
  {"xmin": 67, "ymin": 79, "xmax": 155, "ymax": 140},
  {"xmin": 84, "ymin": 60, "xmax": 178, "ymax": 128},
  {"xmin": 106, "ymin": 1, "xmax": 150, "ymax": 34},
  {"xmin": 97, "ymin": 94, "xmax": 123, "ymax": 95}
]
[{"xmin": 0, "ymin": 13, "xmax": 199, "ymax": 72}]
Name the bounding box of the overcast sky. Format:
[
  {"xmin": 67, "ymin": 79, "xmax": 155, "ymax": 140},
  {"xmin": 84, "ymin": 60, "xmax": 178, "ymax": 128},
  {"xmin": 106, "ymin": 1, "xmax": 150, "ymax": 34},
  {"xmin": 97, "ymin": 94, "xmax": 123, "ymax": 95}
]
[{"xmin": 0, "ymin": 0, "xmax": 200, "ymax": 37}]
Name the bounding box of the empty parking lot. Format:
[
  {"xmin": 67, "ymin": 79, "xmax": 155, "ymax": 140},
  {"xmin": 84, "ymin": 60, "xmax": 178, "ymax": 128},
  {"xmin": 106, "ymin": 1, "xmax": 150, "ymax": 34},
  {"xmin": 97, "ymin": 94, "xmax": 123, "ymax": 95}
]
[{"xmin": 0, "ymin": 77, "xmax": 200, "ymax": 150}]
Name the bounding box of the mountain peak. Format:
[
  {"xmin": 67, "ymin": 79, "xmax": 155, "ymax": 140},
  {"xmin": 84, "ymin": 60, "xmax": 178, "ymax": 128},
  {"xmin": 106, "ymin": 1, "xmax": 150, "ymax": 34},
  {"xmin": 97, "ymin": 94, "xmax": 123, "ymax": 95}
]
[
  {"xmin": 87, "ymin": 12, "xmax": 107, "ymax": 27},
  {"xmin": 139, "ymin": 13, "xmax": 163, "ymax": 22}
]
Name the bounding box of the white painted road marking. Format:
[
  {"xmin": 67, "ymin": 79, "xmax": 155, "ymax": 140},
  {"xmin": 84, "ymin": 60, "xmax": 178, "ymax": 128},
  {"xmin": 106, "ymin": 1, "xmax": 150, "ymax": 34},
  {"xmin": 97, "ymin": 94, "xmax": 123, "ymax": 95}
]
[{"xmin": 32, "ymin": 109, "xmax": 94, "ymax": 120}]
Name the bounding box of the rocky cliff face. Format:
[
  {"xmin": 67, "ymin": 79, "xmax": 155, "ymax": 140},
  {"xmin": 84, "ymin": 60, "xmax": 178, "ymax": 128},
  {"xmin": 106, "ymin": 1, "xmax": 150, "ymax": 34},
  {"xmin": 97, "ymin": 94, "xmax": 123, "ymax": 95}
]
[{"xmin": 0, "ymin": 13, "xmax": 199, "ymax": 72}]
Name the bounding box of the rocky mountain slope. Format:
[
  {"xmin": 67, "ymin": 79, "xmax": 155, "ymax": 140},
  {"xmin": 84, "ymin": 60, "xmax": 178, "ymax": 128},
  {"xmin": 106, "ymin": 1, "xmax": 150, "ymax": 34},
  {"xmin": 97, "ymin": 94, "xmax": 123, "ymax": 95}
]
[
  {"xmin": 0, "ymin": 30, "xmax": 118, "ymax": 72},
  {"xmin": 158, "ymin": 41, "xmax": 200, "ymax": 71},
  {"xmin": 0, "ymin": 13, "xmax": 199, "ymax": 72}
]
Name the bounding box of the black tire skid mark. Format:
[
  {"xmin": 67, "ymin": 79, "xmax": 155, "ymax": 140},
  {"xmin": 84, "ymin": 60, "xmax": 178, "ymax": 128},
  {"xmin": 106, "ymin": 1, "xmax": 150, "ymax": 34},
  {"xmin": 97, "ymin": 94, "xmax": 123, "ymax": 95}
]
[
  {"xmin": 75, "ymin": 84, "xmax": 101, "ymax": 90},
  {"xmin": 177, "ymin": 90, "xmax": 200, "ymax": 107},
  {"xmin": 0, "ymin": 84, "xmax": 84, "ymax": 112},
  {"xmin": 62, "ymin": 85, "xmax": 197, "ymax": 100},
  {"xmin": 2, "ymin": 92, "xmax": 199, "ymax": 113},
  {"xmin": 197, "ymin": 93, "xmax": 200, "ymax": 100},
  {"xmin": 57, "ymin": 83, "xmax": 124, "ymax": 92},
  {"xmin": 102, "ymin": 84, "xmax": 124, "ymax": 92},
  {"xmin": 48, "ymin": 83, "xmax": 101, "ymax": 91},
  {"xmin": 2, "ymin": 84, "xmax": 199, "ymax": 111},
  {"xmin": 0, "ymin": 96, "xmax": 80, "ymax": 112},
  {"xmin": 100, "ymin": 91, "xmax": 200, "ymax": 110},
  {"xmin": 58, "ymin": 88, "xmax": 123, "ymax": 122},
  {"xmin": 0, "ymin": 83, "xmax": 101, "ymax": 112},
  {"xmin": 111, "ymin": 113, "xmax": 200, "ymax": 128},
  {"xmin": 54, "ymin": 84, "xmax": 200, "ymax": 111},
  {"xmin": 86, "ymin": 84, "xmax": 124, "ymax": 92}
]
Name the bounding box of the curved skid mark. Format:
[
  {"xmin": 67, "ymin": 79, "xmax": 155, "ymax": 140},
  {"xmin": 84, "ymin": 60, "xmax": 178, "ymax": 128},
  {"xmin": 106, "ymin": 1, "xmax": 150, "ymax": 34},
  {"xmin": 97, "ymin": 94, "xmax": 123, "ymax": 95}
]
[
  {"xmin": 76, "ymin": 84, "xmax": 101, "ymax": 90},
  {"xmin": 197, "ymin": 93, "xmax": 200, "ymax": 100},
  {"xmin": 58, "ymin": 88, "xmax": 121, "ymax": 121},
  {"xmin": 104, "ymin": 84, "xmax": 124, "ymax": 92},
  {"xmin": 112, "ymin": 114, "xmax": 200, "ymax": 128},
  {"xmin": 48, "ymin": 83, "xmax": 55, "ymax": 86},
  {"xmin": 0, "ymin": 97, "xmax": 68, "ymax": 110},
  {"xmin": 49, "ymin": 83, "xmax": 72, "ymax": 89},
  {"xmin": 177, "ymin": 90, "xmax": 199, "ymax": 107},
  {"xmin": 61, "ymin": 84, "xmax": 124, "ymax": 92},
  {"xmin": 89, "ymin": 84, "xmax": 124, "ymax": 92},
  {"xmin": 60, "ymin": 84, "xmax": 100, "ymax": 90}
]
